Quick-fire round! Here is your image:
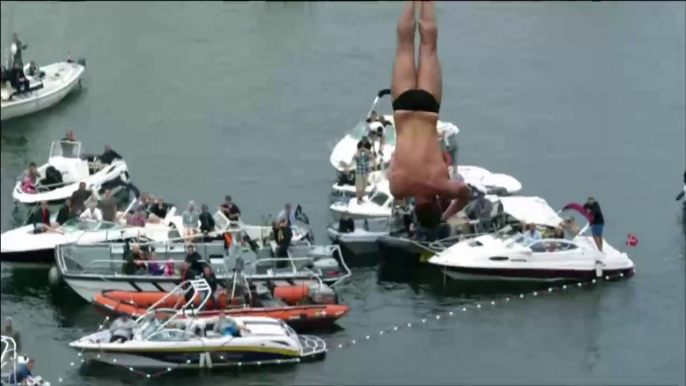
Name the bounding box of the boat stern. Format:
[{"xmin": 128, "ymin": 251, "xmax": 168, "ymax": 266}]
[{"xmin": 298, "ymin": 334, "xmax": 327, "ymax": 361}]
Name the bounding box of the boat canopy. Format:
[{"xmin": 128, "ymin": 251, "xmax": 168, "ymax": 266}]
[{"xmin": 498, "ymin": 196, "xmax": 563, "ymax": 228}]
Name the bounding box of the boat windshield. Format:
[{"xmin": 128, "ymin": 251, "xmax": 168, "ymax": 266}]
[
  {"xmin": 59, "ymin": 218, "xmax": 124, "ymax": 233},
  {"xmin": 49, "ymin": 140, "xmax": 82, "ymax": 159},
  {"xmin": 350, "ymin": 121, "xmax": 396, "ymax": 145},
  {"xmin": 505, "ymin": 233, "xmax": 530, "ymax": 247}
]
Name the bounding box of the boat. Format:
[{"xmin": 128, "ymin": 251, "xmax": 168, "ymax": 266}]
[
  {"xmin": 70, "ymin": 280, "xmax": 327, "ymax": 369},
  {"xmin": 428, "ymin": 202, "xmax": 636, "ymax": 282},
  {"xmin": 331, "ymin": 165, "xmax": 522, "ymax": 200},
  {"xmin": 329, "ymin": 179, "xmax": 395, "ymax": 220},
  {"xmin": 326, "ymin": 214, "xmax": 407, "ymax": 255},
  {"xmin": 12, "ymin": 140, "xmax": 129, "ymax": 205},
  {"xmin": 377, "ymin": 196, "xmax": 567, "ymax": 265},
  {"xmin": 1, "ymin": 56, "xmax": 86, "ymax": 122},
  {"xmin": 92, "ymin": 268, "xmax": 349, "ymax": 329},
  {"xmin": 55, "ymin": 219, "xmax": 350, "ymax": 303},
  {"xmin": 329, "ymin": 88, "xmax": 459, "ymax": 172},
  {"xmin": 1, "ymin": 336, "xmax": 51, "ymax": 385},
  {"xmin": 0, "ymin": 193, "xmax": 168, "ymax": 267}
]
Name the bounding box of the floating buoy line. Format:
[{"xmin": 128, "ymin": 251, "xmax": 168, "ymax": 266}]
[{"xmin": 50, "ymin": 270, "xmax": 634, "ymax": 382}]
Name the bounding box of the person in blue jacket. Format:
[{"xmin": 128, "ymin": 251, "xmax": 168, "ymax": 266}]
[{"xmin": 8, "ymin": 358, "xmax": 35, "ymax": 384}]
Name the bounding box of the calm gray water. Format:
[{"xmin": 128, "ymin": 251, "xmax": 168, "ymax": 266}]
[{"xmin": 1, "ymin": 2, "xmax": 685, "ymax": 385}]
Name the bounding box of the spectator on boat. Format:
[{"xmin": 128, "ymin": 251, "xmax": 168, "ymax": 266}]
[
  {"xmin": 182, "ymin": 201, "xmax": 200, "ymax": 241},
  {"xmin": 148, "ymin": 197, "xmax": 168, "ymax": 223},
  {"xmin": 55, "ymin": 198, "xmax": 74, "ymax": 225},
  {"xmin": 80, "ymin": 201, "xmax": 103, "ymax": 222},
  {"xmin": 583, "ymin": 197, "xmax": 605, "ymax": 252},
  {"xmin": 21, "ymin": 163, "xmax": 39, "ymax": 194},
  {"xmin": 99, "ymin": 144, "xmax": 123, "ymax": 165},
  {"xmin": 522, "ymin": 223, "xmax": 542, "ymax": 245},
  {"xmin": 8, "ymin": 358, "xmax": 34, "ymax": 385},
  {"xmin": 185, "ymin": 244, "xmax": 204, "ymax": 274},
  {"xmin": 127, "ymin": 206, "xmax": 146, "ymax": 227},
  {"xmin": 550, "ymin": 226, "xmax": 566, "ymax": 240},
  {"xmin": 60, "ymin": 130, "xmax": 78, "ymax": 157},
  {"xmin": 3, "ymin": 317, "xmax": 21, "ymax": 354},
  {"xmin": 561, "ymin": 217, "xmax": 580, "ymax": 238},
  {"xmin": 147, "ymin": 251, "xmax": 163, "ymax": 276},
  {"xmin": 275, "ymin": 218, "xmax": 292, "ymax": 267},
  {"xmin": 123, "ymin": 244, "xmax": 147, "ymax": 275},
  {"xmin": 9, "ymin": 62, "xmax": 29, "ymax": 94},
  {"xmin": 164, "ymin": 259, "xmax": 176, "ymax": 277},
  {"xmin": 220, "ymin": 195, "xmax": 241, "ymax": 221},
  {"xmin": 338, "ymin": 211, "xmax": 355, "ymax": 233},
  {"xmin": 70, "ymin": 182, "xmax": 91, "ymax": 214},
  {"xmin": 25, "ymin": 61, "xmax": 44, "ymax": 79},
  {"xmin": 213, "ymin": 311, "xmax": 249, "ymax": 337},
  {"xmin": 11, "ymin": 34, "xmax": 27, "ymax": 67},
  {"xmin": 201, "ymin": 265, "xmax": 219, "ymax": 309},
  {"xmin": 108, "ymin": 314, "xmax": 136, "ymax": 343},
  {"xmin": 343, "ymin": 141, "xmax": 372, "ymax": 204},
  {"xmin": 276, "ymin": 203, "xmax": 297, "ymax": 227},
  {"xmin": 100, "ymin": 189, "xmax": 118, "ymax": 222},
  {"xmin": 30, "ymin": 201, "xmax": 58, "ymax": 233},
  {"xmin": 199, "ymin": 204, "xmax": 215, "ymax": 236}
]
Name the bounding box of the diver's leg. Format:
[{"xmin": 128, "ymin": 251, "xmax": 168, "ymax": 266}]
[
  {"xmin": 391, "ymin": 1, "xmax": 418, "ymax": 101},
  {"xmin": 416, "ymin": 0, "xmax": 442, "ymax": 104}
]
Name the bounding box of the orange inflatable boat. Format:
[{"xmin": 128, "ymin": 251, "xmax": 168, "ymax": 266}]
[{"xmin": 93, "ymin": 284, "xmax": 349, "ymax": 329}]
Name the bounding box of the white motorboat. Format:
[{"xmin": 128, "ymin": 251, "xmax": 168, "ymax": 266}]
[
  {"xmin": 377, "ymin": 196, "xmax": 568, "ymax": 263},
  {"xmin": 1, "ymin": 58, "xmax": 86, "ymax": 122},
  {"xmin": 12, "ymin": 141, "xmax": 129, "ymax": 205},
  {"xmin": 428, "ymin": 204, "xmax": 636, "ymax": 282},
  {"xmin": 1, "ymin": 336, "xmax": 50, "ymax": 385},
  {"xmin": 55, "ymin": 214, "xmax": 350, "ymax": 303},
  {"xmin": 69, "ymin": 280, "xmax": 327, "ymax": 369},
  {"xmin": 329, "ymin": 89, "xmax": 459, "ymax": 172},
  {"xmin": 331, "ymin": 165, "xmax": 522, "ymax": 199},
  {"xmin": 329, "ymin": 179, "xmax": 394, "ymax": 220},
  {"xmin": 326, "ymin": 216, "xmax": 406, "ymax": 255},
  {"xmin": 0, "ymin": 197, "xmax": 169, "ymax": 267}
]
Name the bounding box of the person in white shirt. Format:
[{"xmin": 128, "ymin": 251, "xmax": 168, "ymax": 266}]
[
  {"xmin": 522, "ymin": 222, "xmax": 542, "ymax": 245},
  {"xmin": 80, "ymin": 202, "xmax": 103, "ymax": 222},
  {"xmin": 276, "ymin": 203, "xmax": 298, "ymax": 227}
]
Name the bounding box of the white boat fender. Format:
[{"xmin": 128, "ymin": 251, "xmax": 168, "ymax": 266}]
[
  {"xmin": 594, "ymin": 259, "xmax": 604, "ymax": 278},
  {"xmin": 48, "ymin": 265, "xmax": 62, "ymax": 286}
]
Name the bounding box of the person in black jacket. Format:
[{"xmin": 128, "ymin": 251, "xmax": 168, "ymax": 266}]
[
  {"xmin": 184, "ymin": 244, "xmax": 204, "ymax": 274},
  {"xmin": 30, "ymin": 201, "xmax": 52, "ymax": 233},
  {"xmin": 55, "ymin": 198, "xmax": 74, "ymax": 225},
  {"xmin": 99, "ymin": 144, "xmax": 123, "ymax": 165},
  {"xmin": 9, "ymin": 62, "xmax": 29, "ymax": 93},
  {"xmin": 199, "ymin": 204, "xmax": 215, "ymax": 236},
  {"xmin": 274, "ymin": 219, "xmax": 292, "ymax": 268},
  {"xmin": 338, "ymin": 211, "xmax": 355, "ymax": 233},
  {"xmin": 201, "ymin": 265, "xmax": 220, "ymax": 310},
  {"xmin": 583, "ymin": 197, "xmax": 605, "ymax": 252}
]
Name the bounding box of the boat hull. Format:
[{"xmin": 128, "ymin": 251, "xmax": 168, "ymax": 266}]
[
  {"xmin": 326, "ymin": 228, "xmax": 383, "ymax": 255},
  {"xmin": 0, "ymin": 248, "xmax": 54, "ymax": 266},
  {"xmin": 440, "ymin": 265, "xmax": 636, "ymax": 283},
  {"xmin": 1, "ymin": 62, "xmax": 85, "ymax": 121}
]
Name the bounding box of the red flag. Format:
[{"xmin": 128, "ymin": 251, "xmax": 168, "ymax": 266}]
[{"xmin": 626, "ymin": 233, "xmax": 638, "ymax": 247}]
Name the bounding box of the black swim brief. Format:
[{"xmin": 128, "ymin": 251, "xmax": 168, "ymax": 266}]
[{"xmin": 392, "ymin": 89, "xmax": 440, "ymax": 114}]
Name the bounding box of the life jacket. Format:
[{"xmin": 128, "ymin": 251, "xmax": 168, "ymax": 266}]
[{"xmin": 223, "ymin": 232, "xmax": 233, "ymax": 250}]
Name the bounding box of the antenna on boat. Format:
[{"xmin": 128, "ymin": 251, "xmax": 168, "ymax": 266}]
[{"xmin": 366, "ymin": 88, "xmax": 392, "ymax": 119}]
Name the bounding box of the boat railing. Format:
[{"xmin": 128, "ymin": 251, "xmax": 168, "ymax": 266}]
[
  {"xmin": 136, "ymin": 279, "xmax": 212, "ymax": 333},
  {"xmin": 0, "ymin": 336, "xmax": 17, "ymax": 377}
]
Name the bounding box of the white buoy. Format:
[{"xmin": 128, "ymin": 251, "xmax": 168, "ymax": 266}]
[{"xmin": 48, "ymin": 265, "xmax": 62, "ymax": 286}]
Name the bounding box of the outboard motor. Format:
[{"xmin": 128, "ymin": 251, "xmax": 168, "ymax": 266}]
[{"xmin": 307, "ymin": 283, "xmax": 337, "ymax": 305}]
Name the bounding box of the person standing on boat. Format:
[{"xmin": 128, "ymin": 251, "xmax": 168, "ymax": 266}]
[
  {"xmin": 184, "ymin": 244, "xmax": 204, "ymax": 274},
  {"xmin": 199, "ymin": 204, "xmax": 215, "ymax": 237},
  {"xmin": 201, "ymin": 265, "xmax": 220, "ymax": 310},
  {"xmin": 100, "ymin": 189, "xmax": 118, "ymax": 222},
  {"xmin": 3, "ymin": 317, "xmax": 21, "ymax": 354},
  {"xmin": 583, "ymin": 197, "xmax": 605, "ymax": 252},
  {"xmin": 10, "ymin": 34, "xmax": 27, "ymax": 68},
  {"xmin": 344, "ymin": 141, "xmax": 373, "ymax": 204},
  {"xmin": 108, "ymin": 314, "xmax": 136, "ymax": 343},
  {"xmin": 386, "ymin": 1, "xmax": 471, "ymax": 230},
  {"xmin": 69, "ymin": 182, "xmax": 92, "ymax": 215},
  {"xmin": 60, "ymin": 130, "xmax": 78, "ymax": 157},
  {"xmin": 220, "ymin": 196, "xmax": 241, "ymax": 221},
  {"xmin": 182, "ymin": 201, "xmax": 200, "ymax": 242},
  {"xmin": 276, "ymin": 203, "xmax": 297, "ymax": 227},
  {"xmin": 99, "ymin": 144, "xmax": 123, "ymax": 165}
]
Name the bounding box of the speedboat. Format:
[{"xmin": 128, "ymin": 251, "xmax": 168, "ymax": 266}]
[
  {"xmin": 428, "ymin": 202, "xmax": 636, "ymax": 282},
  {"xmin": 377, "ymin": 196, "xmax": 566, "ymax": 265},
  {"xmin": 12, "ymin": 140, "xmax": 129, "ymax": 205},
  {"xmin": 0, "ymin": 196, "xmax": 171, "ymax": 267},
  {"xmin": 55, "ymin": 218, "xmax": 351, "ymax": 303},
  {"xmin": 1, "ymin": 336, "xmax": 51, "ymax": 385},
  {"xmin": 1, "ymin": 57, "xmax": 86, "ymax": 122},
  {"xmin": 329, "ymin": 88, "xmax": 459, "ymax": 172},
  {"xmin": 92, "ymin": 269, "xmax": 349, "ymax": 329},
  {"xmin": 326, "ymin": 215, "xmax": 407, "ymax": 255},
  {"xmin": 70, "ymin": 280, "xmax": 326, "ymax": 369},
  {"xmin": 331, "ymin": 166, "xmax": 522, "ymax": 199},
  {"xmin": 329, "ymin": 179, "xmax": 395, "ymax": 220}
]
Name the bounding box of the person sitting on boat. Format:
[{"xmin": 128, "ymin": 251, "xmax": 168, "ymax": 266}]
[
  {"xmin": 522, "ymin": 222, "xmax": 542, "ymax": 246},
  {"xmin": 60, "ymin": 130, "xmax": 78, "ymax": 158},
  {"xmin": 148, "ymin": 197, "xmax": 168, "ymax": 223},
  {"xmin": 199, "ymin": 204, "xmax": 215, "ymax": 237},
  {"xmin": 338, "ymin": 211, "xmax": 355, "ymax": 233},
  {"xmin": 127, "ymin": 206, "xmax": 146, "ymax": 227},
  {"xmin": 9, "ymin": 62, "xmax": 29, "ymax": 94},
  {"xmin": 182, "ymin": 201, "xmax": 200, "ymax": 242},
  {"xmin": 69, "ymin": 182, "xmax": 91, "ymax": 214},
  {"xmin": 30, "ymin": 201, "xmax": 60, "ymax": 234},
  {"xmin": 80, "ymin": 201, "xmax": 103, "ymax": 222},
  {"xmin": 3, "ymin": 317, "xmax": 21, "ymax": 354},
  {"xmin": 146, "ymin": 251, "xmax": 164, "ymax": 276},
  {"xmin": 201, "ymin": 265, "xmax": 220, "ymax": 310},
  {"xmin": 8, "ymin": 358, "xmax": 35, "ymax": 385},
  {"xmin": 25, "ymin": 61, "xmax": 44, "ymax": 79},
  {"xmin": 276, "ymin": 203, "xmax": 297, "ymax": 227},
  {"xmin": 123, "ymin": 243, "xmax": 147, "ymax": 275},
  {"xmin": 220, "ymin": 195, "xmax": 241, "ymax": 221},
  {"xmin": 20, "ymin": 162, "xmax": 39, "ymax": 194},
  {"xmin": 164, "ymin": 259, "xmax": 176, "ymax": 277},
  {"xmin": 184, "ymin": 244, "xmax": 205, "ymax": 274},
  {"xmin": 98, "ymin": 144, "xmax": 123, "ymax": 165},
  {"xmin": 108, "ymin": 314, "xmax": 136, "ymax": 343},
  {"xmin": 213, "ymin": 311, "xmax": 249, "ymax": 337},
  {"xmin": 55, "ymin": 198, "xmax": 74, "ymax": 225}
]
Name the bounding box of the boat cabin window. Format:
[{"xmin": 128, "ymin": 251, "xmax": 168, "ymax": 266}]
[
  {"xmin": 528, "ymin": 240, "xmax": 578, "ymax": 253},
  {"xmin": 370, "ymin": 192, "xmax": 391, "ymax": 207},
  {"xmin": 49, "ymin": 140, "xmax": 82, "ymax": 159},
  {"xmin": 146, "ymin": 329, "xmax": 193, "ymax": 342}
]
